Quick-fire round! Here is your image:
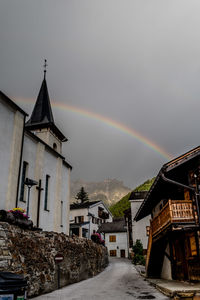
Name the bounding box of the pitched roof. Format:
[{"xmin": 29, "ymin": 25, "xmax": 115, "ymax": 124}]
[
  {"xmin": 98, "ymin": 219, "xmax": 127, "ymax": 233},
  {"xmin": 129, "ymin": 191, "xmax": 148, "ymax": 201},
  {"xmin": 0, "ymin": 91, "xmax": 28, "ymax": 117},
  {"xmin": 70, "ymin": 200, "xmax": 101, "ymax": 210},
  {"xmin": 26, "ymin": 78, "xmax": 67, "ymax": 142},
  {"xmin": 135, "ymin": 145, "xmax": 200, "ymax": 221}
]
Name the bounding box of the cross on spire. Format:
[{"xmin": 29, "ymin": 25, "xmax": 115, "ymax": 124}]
[{"xmin": 43, "ymin": 59, "xmax": 48, "ymax": 78}]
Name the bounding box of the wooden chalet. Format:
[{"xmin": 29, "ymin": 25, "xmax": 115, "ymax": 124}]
[{"xmin": 135, "ymin": 146, "xmax": 200, "ymax": 282}]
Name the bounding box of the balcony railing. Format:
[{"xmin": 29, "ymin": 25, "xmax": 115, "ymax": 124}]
[{"xmin": 151, "ymin": 200, "xmax": 195, "ymax": 237}]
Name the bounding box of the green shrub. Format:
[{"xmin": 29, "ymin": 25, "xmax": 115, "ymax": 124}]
[{"xmin": 132, "ymin": 239, "xmax": 145, "ymax": 266}]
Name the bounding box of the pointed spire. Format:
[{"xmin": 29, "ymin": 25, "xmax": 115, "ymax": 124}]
[
  {"xmin": 26, "ymin": 62, "xmax": 54, "ymax": 126},
  {"xmin": 26, "ymin": 62, "xmax": 67, "ymax": 142},
  {"xmin": 43, "ymin": 59, "xmax": 48, "ymax": 79}
]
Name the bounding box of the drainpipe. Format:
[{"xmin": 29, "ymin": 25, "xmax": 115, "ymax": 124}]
[
  {"xmin": 194, "ymin": 174, "xmax": 200, "ymax": 227},
  {"xmin": 161, "ymin": 172, "xmax": 200, "ymax": 226},
  {"xmin": 16, "ymin": 115, "xmax": 26, "ymax": 207},
  {"xmin": 88, "ymin": 208, "xmax": 90, "ymax": 239}
]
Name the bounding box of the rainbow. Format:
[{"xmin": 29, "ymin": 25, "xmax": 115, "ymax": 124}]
[{"xmin": 16, "ymin": 97, "xmax": 173, "ymax": 160}]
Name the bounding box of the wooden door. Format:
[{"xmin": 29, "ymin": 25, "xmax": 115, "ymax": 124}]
[
  {"xmin": 120, "ymin": 250, "xmax": 125, "ymax": 258},
  {"xmin": 172, "ymin": 233, "xmax": 188, "ymax": 280}
]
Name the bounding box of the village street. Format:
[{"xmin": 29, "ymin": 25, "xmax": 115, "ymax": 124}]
[{"xmin": 32, "ymin": 258, "xmax": 169, "ymax": 300}]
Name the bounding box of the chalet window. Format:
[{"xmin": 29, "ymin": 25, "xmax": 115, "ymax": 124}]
[
  {"xmin": 93, "ymin": 217, "xmax": 98, "ymax": 224},
  {"xmin": 19, "ymin": 161, "xmax": 28, "ymax": 202},
  {"xmin": 109, "ymin": 235, "xmax": 116, "ymax": 242},
  {"xmin": 110, "ymin": 250, "xmax": 117, "ymax": 256},
  {"xmin": 75, "ymin": 216, "xmax": 84, "ymax": 223},
  {"xmin": 184, "ymin": 189, "xmax": 190, "ymax": 201},
  {"xmin": 146, "ymin": 226, "xmax": 150, "ymax": 236},
  {"xmin": 53, "ymin": 143, "xmax": 57, "ymax": 150},
  {"xmin": 189, "ymin": 234, "xmax": 197, "ymax": 256},
  {"xmin": 44, "ymin": 175, "xmax": 50, "ymax": 211}
]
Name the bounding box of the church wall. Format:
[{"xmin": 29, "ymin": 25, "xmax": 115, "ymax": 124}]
[
  {"xmin": 19, "ymin": 133, "xmax": 70, "ymax": 234},
  {"xmin": 52, "ymin": 157, "xmax": 62, "ymax": 232},
  {"xmin": 0, "ymin": 98, "xmax": 24, "ymax": 211},
  {"xmin": 0, "ymin": 101, "xmax": 15, "ymax": 209},
  {"xmin": 41, "ymin": 148, "xmax": 58, "ymax": 232},
  {"xmin": 48, "ymin": 130, "xmax": 62, "ymax": 153},
  {"xmin": 18, "ymin": 133, "xmax": 38, "ymax": 215},
  {"xmin": 61, "ymin": 163, "xmax": 71, "ymax": 234},
  {"xmin": 35, "ymin": 128, "xmax": 62, "ymax": 154}
]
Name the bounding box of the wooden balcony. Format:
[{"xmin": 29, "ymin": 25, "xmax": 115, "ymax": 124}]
[{"xmin": 151, "ymin": 200, "xmax": 195, "ymax": 237}]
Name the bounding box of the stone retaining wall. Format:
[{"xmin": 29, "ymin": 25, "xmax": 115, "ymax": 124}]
[{"xmin": 0, "ymin": 222, "xmax": 108, "ymax": 297}]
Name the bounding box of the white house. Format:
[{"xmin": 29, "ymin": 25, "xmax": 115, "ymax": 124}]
[
  {"xmin": 0, "ymin": 70, "xmax": 72, "ymax": 234},
  {"xmin": 129, "ymin": 191, "xmax": 150, "ymax": 252},
  {"xmin": 99, "ymin": 219, "xmax": 128, "ymax": 258},
  {"xmin": 70, "ymin": 200, "xmax": 112, "ymax": 238}
]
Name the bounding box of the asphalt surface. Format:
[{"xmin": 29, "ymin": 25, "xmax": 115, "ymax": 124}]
[{"xmin": 32, "ymin": 258, "xmax": 170, "ymax": 300}]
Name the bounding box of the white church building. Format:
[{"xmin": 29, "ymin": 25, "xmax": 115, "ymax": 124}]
[{"xmin": 0, "ymin": 70, "xmax": 72, "ymax": 234}]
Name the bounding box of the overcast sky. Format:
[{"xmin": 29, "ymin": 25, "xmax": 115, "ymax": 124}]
[{"xmin": 1, "ymin": 0, "xmax": 200, "ymax": 189}]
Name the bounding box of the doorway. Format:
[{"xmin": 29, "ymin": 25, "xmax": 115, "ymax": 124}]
[{"xmin": 172, "ymin": 233, "xmax": 188, "ymax": 280}]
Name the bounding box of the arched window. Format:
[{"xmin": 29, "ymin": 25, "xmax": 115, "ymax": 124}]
[{"xmin": 53, "ymin": 143, "xmax": 57, "ymax": 150}]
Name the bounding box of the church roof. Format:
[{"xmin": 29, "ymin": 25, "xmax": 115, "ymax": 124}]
[{"xmin": 26, "ymin": 77, "xmax": 67, "ymax": 142}]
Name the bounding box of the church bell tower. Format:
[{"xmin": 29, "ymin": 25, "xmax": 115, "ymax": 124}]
[{"xmin": 26, "ymin": 60, "xmax": 67, "ymax": 154}]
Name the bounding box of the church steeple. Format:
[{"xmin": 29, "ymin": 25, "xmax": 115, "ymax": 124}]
[
  {"xmin": 26, "ymin": 62, "xmax": 67, "ymax": 148},
  {"xmin": 26, "ymin": 77, "xmax": 54, "ymax": 126},
  {"xmin": 26, "ymin": 60, "xmax": 54, "ymax": 126}
]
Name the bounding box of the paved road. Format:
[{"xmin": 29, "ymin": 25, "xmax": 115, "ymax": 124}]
[{"xmin": 32, "ymin": 258, "xmax": 170, "ymax": 300}]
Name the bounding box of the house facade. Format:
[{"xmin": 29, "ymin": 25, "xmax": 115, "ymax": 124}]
[
  {"xmin": 99, "ymin": 219, "xmax": 128, "ymax": 258},
  {"xmin": 129, "ymin": 191, "xmax": 150, "ymax": 253},
  {"xmin": 135, "ymin": 146, "xmax": 200, "ymax": 281},
  {"xmin": 70, "ymin": 200, "xmax": 112, "ymax": 238},
  {"xmin": 0, "ymin": 72, "xmax": 72, "ymax": 234}
]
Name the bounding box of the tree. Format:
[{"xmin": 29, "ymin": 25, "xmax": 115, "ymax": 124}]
[
  {"xmin": 75, "ymin": 187, "xmax": 89, "ymax": 203},
  {"xmin": 132, "ymin": 239, "xmax": 145, "ymax": 266}
]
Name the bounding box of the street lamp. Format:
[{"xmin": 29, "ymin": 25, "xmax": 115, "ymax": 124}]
[{"xmin": 24, "ymin": 178, "xmax": 38, "ymax": 217}]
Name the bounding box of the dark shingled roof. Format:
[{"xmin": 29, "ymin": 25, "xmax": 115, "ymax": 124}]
[
  {"xmin": 26, "ymin": 78, "xmax": 67, "ymax": 142},
  {"xmin": 129, "ymin": 191, "xmax": 148, "ymax": 201},
  {"xmin": 26, "ymin": 78, "xmax": 54, "ymax": 125},
  {"xmin": 98, "ymin": 219, "xmax": 126, "ymax": 233},
  {"xmin": 70, "ymin": 201, "xmax": 101, "ymax": 210}
]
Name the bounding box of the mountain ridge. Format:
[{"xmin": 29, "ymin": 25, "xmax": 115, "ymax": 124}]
[{"xmin": 70, "ymin": 179, "xmax": 131, "ymax": 207}]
